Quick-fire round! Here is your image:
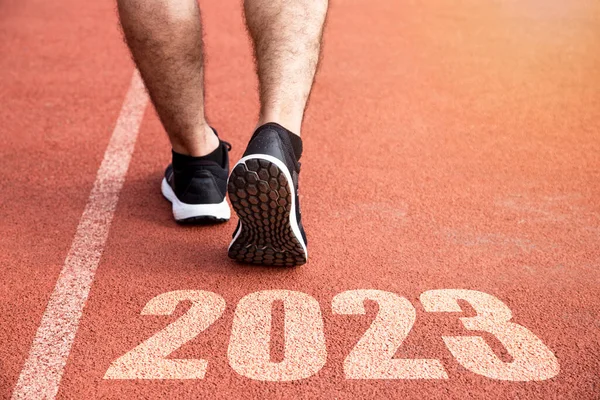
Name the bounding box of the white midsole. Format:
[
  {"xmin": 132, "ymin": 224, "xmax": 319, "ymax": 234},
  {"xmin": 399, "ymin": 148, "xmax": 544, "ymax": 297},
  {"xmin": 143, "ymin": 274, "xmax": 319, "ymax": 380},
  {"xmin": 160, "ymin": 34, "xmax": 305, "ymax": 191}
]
[
  {"xmin": 227, "ymin": 154, "xmax": 308, "ymax": 257},
  {"xmin": 161, "ymin": 178, "xmax": 230, "ymax": 221}
]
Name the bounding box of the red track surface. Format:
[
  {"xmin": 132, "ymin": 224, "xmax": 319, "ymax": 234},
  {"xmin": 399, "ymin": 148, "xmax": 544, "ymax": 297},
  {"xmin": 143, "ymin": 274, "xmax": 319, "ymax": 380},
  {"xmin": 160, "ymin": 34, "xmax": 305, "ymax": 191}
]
[{"xmin": 2, "ymin": 0, "xmax": 599, "ymax": 398}]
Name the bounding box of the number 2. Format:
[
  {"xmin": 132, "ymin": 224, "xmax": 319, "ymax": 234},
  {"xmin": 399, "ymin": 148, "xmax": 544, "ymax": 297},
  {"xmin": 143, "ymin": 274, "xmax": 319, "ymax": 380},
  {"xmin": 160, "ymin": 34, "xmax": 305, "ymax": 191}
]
[
  {"xmin": 332, "ymin": 289, "xmax": 448, "ymax": 379},
  {"xmin": 104, "ymin": 290, "xmax": 225, "ymax": 379}
]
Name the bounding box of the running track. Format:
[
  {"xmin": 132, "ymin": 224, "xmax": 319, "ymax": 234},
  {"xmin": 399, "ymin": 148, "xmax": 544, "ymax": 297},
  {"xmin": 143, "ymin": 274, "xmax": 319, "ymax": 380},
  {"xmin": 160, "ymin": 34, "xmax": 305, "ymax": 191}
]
[{"xmin": 1, "ymin": 0, "xmax": 599, "ymax": 398}]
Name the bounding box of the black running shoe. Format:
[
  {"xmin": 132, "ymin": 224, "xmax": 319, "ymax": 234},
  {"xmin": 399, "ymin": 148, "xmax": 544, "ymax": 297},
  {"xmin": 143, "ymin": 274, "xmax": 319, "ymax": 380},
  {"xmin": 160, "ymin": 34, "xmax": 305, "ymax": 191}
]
[
  {"xmin": 228, "ymin": 123, "xmax": 307, "ymax": 266},
  {"xmin": 161, "ymin": 139, "xmax": 231, "ymax": 223}
]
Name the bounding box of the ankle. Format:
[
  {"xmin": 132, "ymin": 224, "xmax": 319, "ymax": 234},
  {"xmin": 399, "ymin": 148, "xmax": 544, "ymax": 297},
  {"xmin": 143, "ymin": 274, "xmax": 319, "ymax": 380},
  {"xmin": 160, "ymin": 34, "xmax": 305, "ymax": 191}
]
[
  {"xmin": 171, "ymin": 124, "xmax": 219, "ymax": 157},
  {"xmin": 172, "ymin": 143, "xmax": 225, "ymax": 170}
]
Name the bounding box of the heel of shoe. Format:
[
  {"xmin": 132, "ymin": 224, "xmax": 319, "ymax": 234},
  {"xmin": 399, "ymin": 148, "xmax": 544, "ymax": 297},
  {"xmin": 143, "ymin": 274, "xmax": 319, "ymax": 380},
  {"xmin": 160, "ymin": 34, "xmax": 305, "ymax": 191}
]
[{"xmin": 161, "ymin": 178, "xmax": 230, "ymax": 223}]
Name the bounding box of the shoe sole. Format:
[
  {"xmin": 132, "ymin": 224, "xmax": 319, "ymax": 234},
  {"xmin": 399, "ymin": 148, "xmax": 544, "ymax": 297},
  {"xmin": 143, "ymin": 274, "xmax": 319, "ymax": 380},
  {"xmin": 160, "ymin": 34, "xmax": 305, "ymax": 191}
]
[
  {"xmin": 161, "ymin": 178, "xmax": 230, "ymax": 224},
  {"xmin": 227, "ymin": 154, "xmax": 308, "ymax": 266}
]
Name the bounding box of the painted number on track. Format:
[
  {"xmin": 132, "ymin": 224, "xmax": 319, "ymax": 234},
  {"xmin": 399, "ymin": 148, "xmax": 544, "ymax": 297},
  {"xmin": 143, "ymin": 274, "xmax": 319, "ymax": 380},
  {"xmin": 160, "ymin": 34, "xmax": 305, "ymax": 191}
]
[
  {"xmin": 420, "ymin": 289, "xmax": 559, "ymax": 381},
  {"xmin": 228, "ymin": 290, "xmax": 327, "ymax": 381},
  {"xmin": 104, "ymin": 290, "xmax": 225, "ymax": 379},
  {"xmin": 332, "ymin": 290, "xmax": 448, "ymax": 379},
  {"xmin": 104, "ymin": 289, "xmax": 559, "ymax": 381}
]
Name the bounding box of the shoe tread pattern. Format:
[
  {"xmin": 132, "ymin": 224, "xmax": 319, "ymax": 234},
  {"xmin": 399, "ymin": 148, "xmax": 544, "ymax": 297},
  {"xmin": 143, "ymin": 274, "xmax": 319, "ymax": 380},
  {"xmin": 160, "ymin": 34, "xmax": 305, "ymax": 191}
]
[{"xmin": 228, "ymin": 158, "xmax": 306, "ymax": 266}]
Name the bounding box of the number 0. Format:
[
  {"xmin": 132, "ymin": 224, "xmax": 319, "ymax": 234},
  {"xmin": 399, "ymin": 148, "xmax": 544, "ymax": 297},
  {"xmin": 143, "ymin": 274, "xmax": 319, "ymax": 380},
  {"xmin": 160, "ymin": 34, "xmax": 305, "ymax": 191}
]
[{"xmin": 227, "ymin": 290, "xmax": 327, "ymax": 381}]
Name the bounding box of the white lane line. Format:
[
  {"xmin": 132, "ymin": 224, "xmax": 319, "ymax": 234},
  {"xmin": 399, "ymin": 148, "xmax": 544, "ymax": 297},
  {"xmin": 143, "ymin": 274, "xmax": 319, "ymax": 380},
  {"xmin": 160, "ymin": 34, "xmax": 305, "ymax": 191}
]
[{"xmin": 11, "ymin": 70, "xmax": 148, "ymax": 400}]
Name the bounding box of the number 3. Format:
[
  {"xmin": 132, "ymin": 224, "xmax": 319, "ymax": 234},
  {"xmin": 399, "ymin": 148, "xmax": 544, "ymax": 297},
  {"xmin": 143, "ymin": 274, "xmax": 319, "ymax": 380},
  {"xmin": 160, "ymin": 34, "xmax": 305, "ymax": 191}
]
[{"xmin": 419, "ymin": 289, "xmax": 559, "ymax": 381}]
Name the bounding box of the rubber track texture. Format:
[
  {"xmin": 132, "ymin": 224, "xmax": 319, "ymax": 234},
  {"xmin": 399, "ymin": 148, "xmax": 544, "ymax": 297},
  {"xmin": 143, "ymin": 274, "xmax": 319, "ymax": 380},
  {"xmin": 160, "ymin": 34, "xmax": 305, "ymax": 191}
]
[{"xmin": 228, "ymin": 158, "xmax": 306, "ymax": 266}]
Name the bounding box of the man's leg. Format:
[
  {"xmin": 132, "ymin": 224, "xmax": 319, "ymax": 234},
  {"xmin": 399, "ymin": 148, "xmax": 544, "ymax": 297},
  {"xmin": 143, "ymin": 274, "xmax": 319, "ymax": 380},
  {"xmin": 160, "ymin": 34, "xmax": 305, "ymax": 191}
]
[
  {"xmin": 117, "ymin": 0, "xmax": 217, "ymax": 156},
  {"xmin": 117, "ymin": 0, "xmax": 231, "ymax": 223},
  {"xmin": 227, "ymin": 0, "xmax": 328, "ymax": 266},
  {"xmin": 244, "ymin": 0, "xmax": 328, "ymax": 135}
]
